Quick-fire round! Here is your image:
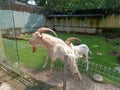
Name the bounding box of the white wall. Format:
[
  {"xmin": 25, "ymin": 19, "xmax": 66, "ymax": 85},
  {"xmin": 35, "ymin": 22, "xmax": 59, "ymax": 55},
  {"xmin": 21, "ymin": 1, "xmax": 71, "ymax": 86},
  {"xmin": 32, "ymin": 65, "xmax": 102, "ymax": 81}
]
[{"xmin": 0, "ymin": 10, "xmax": 46, "ymax": 32}]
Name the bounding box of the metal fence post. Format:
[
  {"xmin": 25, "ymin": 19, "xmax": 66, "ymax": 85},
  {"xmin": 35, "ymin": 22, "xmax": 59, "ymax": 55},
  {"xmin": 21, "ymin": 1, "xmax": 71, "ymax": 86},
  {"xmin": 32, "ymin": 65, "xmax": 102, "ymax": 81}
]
[{"xmin": 63, "ymin": 55, "xmax": 68, "ymax": 90}]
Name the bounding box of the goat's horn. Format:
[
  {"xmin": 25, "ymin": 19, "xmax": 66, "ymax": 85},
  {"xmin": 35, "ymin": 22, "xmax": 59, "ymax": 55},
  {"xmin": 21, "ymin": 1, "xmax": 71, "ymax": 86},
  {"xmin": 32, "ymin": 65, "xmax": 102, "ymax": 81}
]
[
  {"xmin": 66, "ymin": 37, "xmax": 81, "ymax": 43},
  {"xmin": 37, "ymin": 27, "xmax": 57, "ymax": 37}
]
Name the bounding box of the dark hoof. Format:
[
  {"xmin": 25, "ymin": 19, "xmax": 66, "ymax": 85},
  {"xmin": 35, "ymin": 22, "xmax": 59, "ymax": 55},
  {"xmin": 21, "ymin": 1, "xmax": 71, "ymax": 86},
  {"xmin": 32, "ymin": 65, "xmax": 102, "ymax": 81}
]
[{"xmin": 46, "ymin": 72, "xmax": 52, "ymax": 77}]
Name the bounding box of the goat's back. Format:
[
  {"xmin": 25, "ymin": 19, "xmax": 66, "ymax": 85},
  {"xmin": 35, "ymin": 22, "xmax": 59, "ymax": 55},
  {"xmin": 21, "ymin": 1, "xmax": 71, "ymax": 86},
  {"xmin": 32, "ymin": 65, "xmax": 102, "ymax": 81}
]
[{"xmin": 75, "ymin": 44, "xmax": 90, "ymax": 54}]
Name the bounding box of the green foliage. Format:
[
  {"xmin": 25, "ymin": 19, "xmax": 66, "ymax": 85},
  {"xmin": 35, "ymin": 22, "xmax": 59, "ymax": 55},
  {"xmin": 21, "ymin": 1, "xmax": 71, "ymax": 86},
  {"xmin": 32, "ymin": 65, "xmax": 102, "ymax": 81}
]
[
  {"xmin": 42, "ymin": 0, "xmax": 69, "ymax": 12},
  {"xmin": 37, "ymin": 0, "xmax": 120, "ymax": 14},
  {"xmin": 104, "ymin": 0, "xmax": 120, "ymax": 9}
]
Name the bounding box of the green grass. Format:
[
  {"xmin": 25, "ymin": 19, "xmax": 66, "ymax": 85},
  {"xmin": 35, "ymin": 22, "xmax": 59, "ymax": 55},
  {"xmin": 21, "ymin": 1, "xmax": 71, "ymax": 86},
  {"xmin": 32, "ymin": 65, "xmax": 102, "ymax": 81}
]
[
  {"xmin": 2, "ymin": 32, "xmax": 120, "ymax": 85},
  {"xmin": 2, "ymin": 32, "xmax": 120, "ymax": 69}
]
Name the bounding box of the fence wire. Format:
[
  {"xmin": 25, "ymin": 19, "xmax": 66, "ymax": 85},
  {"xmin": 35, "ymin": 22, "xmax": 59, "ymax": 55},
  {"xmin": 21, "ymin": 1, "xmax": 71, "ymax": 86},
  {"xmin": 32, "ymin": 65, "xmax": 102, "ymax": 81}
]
[
  {"xmin": 1, "ymin": 31, "xmax": 120, "ymax": 90},
  {"xmin": 0, "ymin": 1, "xmax": 120, "ymax": 90},
  {"xmin": 63, "ymin": 55, "xmax": 120, "ymax": 90}
]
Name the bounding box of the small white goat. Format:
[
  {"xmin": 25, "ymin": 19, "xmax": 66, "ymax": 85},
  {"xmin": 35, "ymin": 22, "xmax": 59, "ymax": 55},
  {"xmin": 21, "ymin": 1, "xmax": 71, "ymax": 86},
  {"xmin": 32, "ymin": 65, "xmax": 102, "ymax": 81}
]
[
  {"xmin": 65, "ymin": 37, "xmax": 92, "ymax": 71},
  {"xmin": 29, "ymin": 27, "xmax": 82, "ymax": 80}
]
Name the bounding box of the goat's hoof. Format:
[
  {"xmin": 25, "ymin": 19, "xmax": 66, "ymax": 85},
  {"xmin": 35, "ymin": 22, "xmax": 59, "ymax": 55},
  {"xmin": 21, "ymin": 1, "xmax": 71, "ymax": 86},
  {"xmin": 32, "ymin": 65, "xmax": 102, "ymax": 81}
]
[
  {"xmin": 42, "ymin": 67, "xmax": 45, "ymax": 70},
  {"xmin": 46, "ymin": 72, "xmax": 53, "ymax": 77},
  {"xmin": 86, "ymin": 69, "xmax": 88, "ymax": 71},
  {"xmin": 42, "ymin": 66, "xmax": 45, "ymax": 69},
  {"xmin": 46, "ymin": 73, "xmax": 51, "ymax": 77},
  {"xmin": 79, "ymin": 77, "xmax": 83, "ymax": 80}
]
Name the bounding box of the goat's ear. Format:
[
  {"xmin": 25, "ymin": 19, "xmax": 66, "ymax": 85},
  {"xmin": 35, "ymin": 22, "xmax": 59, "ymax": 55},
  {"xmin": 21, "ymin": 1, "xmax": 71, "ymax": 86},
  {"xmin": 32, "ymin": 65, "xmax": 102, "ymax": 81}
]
[
  {"xmin": 65, "ymin": 41, "xmax": 71, "ymax": 45},
  {"xmin": 36, "ymin": 32, "xmax": 42, "ymax": 39},
  {"xmin": 67, "ymin": 42, "xmax": 71, "ymax": 45}
]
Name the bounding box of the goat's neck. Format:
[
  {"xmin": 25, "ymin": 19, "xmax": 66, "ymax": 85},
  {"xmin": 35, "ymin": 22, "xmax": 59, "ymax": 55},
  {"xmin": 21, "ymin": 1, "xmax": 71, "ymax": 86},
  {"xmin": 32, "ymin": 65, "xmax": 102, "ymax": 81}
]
[
  {"xmin": 69, "ymin": 43, "xmax": 74, "ymax": 50},
  {"xmin": 41, "ymin": 35, "xmax": 56, "ymax": 50}
]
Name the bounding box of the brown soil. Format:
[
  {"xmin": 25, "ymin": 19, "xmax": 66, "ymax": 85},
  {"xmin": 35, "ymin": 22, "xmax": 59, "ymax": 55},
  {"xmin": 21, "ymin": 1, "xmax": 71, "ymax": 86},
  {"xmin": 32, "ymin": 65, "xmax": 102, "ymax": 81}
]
[{"xmin": 22, "ymin": 67, "xmax": 120, "ymax": 90}]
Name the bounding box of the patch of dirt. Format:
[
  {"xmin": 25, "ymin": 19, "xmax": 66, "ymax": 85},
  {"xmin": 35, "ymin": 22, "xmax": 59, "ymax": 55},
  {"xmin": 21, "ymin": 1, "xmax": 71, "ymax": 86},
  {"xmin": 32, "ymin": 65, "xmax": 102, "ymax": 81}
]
[
  {"xmin": 22, "ymin": 67, "xmax": 120, "ymax": 90},
  {"xmin": 104, "ymin": 33, "xmax": 120, "ymax": 39},
  {"xmin": 110, "ymin": 50, "xmax": 118, "ymax": 56},
  {"xmin": 116, "ymin": 54, "xmax": 120, "ymax": 60}
]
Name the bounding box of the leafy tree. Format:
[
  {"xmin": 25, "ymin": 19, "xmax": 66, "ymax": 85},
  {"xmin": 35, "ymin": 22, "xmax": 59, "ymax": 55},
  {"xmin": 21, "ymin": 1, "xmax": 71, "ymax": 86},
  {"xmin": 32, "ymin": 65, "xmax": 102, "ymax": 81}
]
[
  {"xmin": 105, "ymin": 0, "xmax": 120, "ymax": 9},
  {"xmin": 34, "ymin": 0, "xmax": 120, "ymax": 13}
]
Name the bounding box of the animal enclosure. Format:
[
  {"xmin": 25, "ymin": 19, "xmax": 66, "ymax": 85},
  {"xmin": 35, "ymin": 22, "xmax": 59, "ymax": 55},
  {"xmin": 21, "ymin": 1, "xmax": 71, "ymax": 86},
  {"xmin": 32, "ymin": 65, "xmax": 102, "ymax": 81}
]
[{"xmin": 0, "ymin": 1, "xmax": 120, "ymax": 90}]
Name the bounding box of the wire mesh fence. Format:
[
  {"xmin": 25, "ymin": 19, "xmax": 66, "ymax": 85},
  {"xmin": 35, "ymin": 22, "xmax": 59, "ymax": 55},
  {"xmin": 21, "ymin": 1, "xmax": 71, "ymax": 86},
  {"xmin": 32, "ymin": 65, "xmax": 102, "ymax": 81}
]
[
  {"xmin": 1, "ymin": 29, "xmax": 120, "ymax": 90},
  {"xmin": 63, "ymin": 55, "xmax": 120, "ymax": 90},
  {"xmin": 0, "ymin": 1, "xmax": 120, "ymax": 90}
]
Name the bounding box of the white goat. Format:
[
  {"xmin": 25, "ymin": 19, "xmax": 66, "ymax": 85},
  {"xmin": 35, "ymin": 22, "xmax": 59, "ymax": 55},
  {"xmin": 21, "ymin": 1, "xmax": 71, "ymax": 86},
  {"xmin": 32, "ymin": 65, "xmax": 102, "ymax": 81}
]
[
  {"xmin": 66, "ymin": 37, "xmax": 92, "ymax": 71},
  {"xmin": 29, "ymin": 27, "xmax": 82, "ymax": 80}
]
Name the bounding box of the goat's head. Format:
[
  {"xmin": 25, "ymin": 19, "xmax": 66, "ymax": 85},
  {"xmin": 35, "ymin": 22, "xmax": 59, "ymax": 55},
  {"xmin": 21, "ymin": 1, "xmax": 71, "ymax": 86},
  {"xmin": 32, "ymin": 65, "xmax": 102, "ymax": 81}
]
[
  {"xmin": 29, "ymin": 27, "xmax": 57, "ymax": 52},
  {"xmin": 65, "ymin": 37, "xmax": 81, "ymax": 46}
]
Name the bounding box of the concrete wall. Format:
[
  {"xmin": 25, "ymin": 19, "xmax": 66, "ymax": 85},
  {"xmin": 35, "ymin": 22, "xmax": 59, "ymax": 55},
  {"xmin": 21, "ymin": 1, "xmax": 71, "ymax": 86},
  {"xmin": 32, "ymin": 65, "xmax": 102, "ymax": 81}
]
[
  {"xmin": 0, "ymin": 9, "xmax": 119, "ymax": 34},
  {"xmin": 0, "ymin": 10, "xmax": 46, "ymax": 33}
]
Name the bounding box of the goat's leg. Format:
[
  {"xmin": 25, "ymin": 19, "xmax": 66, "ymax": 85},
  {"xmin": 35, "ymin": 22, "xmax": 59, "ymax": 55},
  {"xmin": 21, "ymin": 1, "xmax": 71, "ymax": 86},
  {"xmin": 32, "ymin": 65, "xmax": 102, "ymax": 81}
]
[
  {"xmin": 85, "ymin": 55, "xmax": 89, "ymax": 71},
  {"xmin": 72, "ymin": 61, "xmax": 82, "ymax": 80},
  {"xmin": 86, "ymin": 56, "xmax": 89, "ymax": 71},
  {"xmin": 50, "ymin": 60, "xmax": 55, "ymax": 73},
  {"xmin": 47, "ymin": 60, "xmax": 55, "ymax": 77},
  {"xmin": 76, "ymin": 68, "xmax": 82, "ymax": 80},
  {"xmin": 82, "ymin": 54, "xmax": 89, "ymax": 71},
  {"xmin": 42, "ymin": 55, "xmax": 49, "ymax": 69},
  {"xmin": 72, "ymin": 65, "xmax": 82, "ymax": 80}
]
